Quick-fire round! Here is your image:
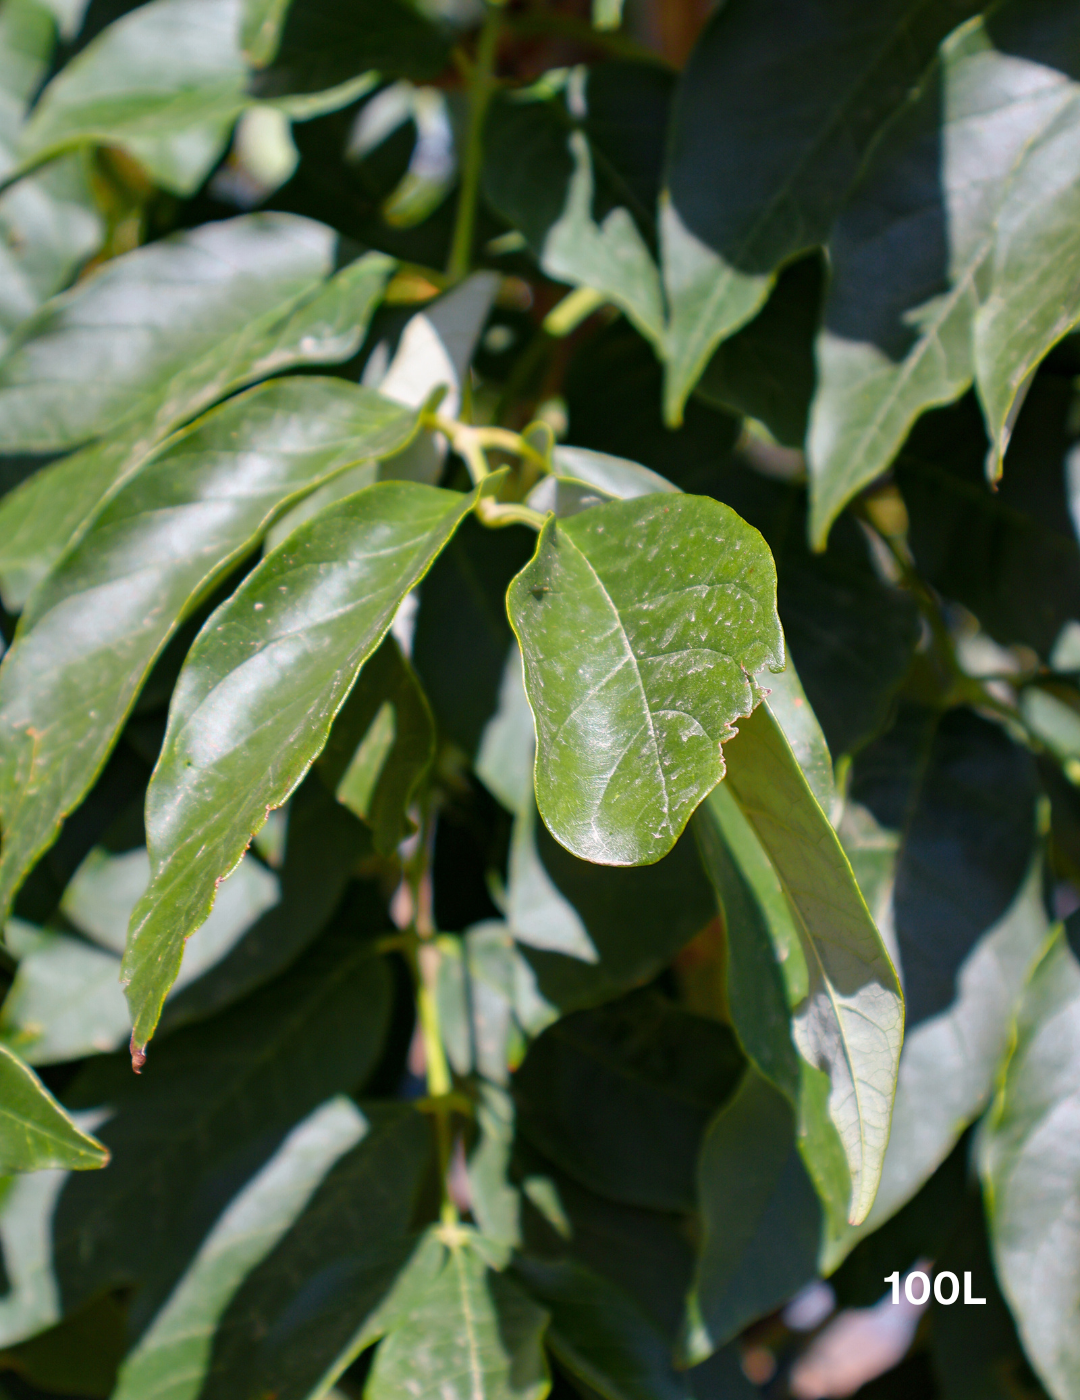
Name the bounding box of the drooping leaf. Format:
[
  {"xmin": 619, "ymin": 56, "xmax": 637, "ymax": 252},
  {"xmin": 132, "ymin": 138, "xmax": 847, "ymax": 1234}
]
[
  {"xmin": 808, "ymin": 6, "xmax": 1080, "ymax": 544},
  {"xmin": 507, "ymin": 493, "xmax": 783, "ymax": 866},
  {"xmin": 122, "ymin": 475, "xmax": 496, "ymax": 1060},
  {"xmin": 192, "ymin": 1104, "xmax": 430, "ymax": 1400},
  {"xmin": 828, "ymin": 861, "xmax": 1048, "ymax": 1268},
  {"xmin": 0, "ymin": 231, "xmax": 394, "ymax": 609},
  {"xmin": 0, "ymin": 1042, "xmax": 107, "ymax": 1173},
  {"xmin": 365, "ymin": 1228, "xmax": 551, "ymax": 1400},
  {"xmin": 716, "ymin": 702, "xmax": 904, "ymax": 1226},
  {"xmin": 513, "ymin": 991, "xmax": 743, "ymax": 1213},
  {"xmin": 320, "ymin": 634, "xmax": 435, "ymax": 855},
  {"xmin": 850, "ymin": 705, "xmax": 1040, "ymax": 1027},
  {"xmin": 981, "ymin": 930, "xmax": 1080, "ymax": 1400},
  {"xmin": 50, "ymin": 924, "xmax": 392, "ymax": 1328},
  {"xmin": 0, "ymin": 375, "xmax": 417, "ymax": 921},
  {"xmin": 660, "ymin": 0, "xmax": 980, "ymax": 424},
  {"xmin": 682, "ymin": 1068, "xmax": 821, "ymax": 1363}
]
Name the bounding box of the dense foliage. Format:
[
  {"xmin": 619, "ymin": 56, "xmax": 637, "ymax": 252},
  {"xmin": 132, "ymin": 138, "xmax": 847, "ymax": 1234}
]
[{"xmin": 0, "ymin": 0, "xmax": 1078, "ymax": 1396}]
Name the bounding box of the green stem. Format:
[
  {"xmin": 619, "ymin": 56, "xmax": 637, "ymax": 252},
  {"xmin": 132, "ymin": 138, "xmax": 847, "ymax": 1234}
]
[{"xmin": 447, "ymin": 4, "xmax": 502, "ymax": 282}]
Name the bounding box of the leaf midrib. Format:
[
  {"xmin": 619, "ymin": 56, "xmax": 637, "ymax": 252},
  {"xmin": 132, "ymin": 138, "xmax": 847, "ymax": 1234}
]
[{"xmin": 560, "ymin": 527, "xmax": 671, "ymax": 836}]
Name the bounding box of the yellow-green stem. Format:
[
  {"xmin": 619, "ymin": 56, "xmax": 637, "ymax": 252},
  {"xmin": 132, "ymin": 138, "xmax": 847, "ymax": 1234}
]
[{"xmin": 447, "ymin": 4, "xmax": 502, "ymax": 282}]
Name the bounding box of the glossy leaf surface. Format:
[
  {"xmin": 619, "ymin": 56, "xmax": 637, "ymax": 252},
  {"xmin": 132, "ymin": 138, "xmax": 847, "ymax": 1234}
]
[
  {"xmin": 0, "ymin": 376, "xmax": 417, "ymax": 922},
  {"xmin": 122, "ymin": 476, "xmax": 490, "ymax": 1058},
  {"xmin": 718, "ymin": 704, "xmax": 904, "ymax": 1225},
  {"xmin": 0, "ymin": 232, "xmax": 393, "ymax": 610},
  {"xmin": 508, "ymin": 493, "xmax": 783, "ymax": 866}
]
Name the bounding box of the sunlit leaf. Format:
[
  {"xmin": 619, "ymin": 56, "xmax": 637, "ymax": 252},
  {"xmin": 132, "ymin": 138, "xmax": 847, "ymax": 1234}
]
[{"xmin": 508, "ymin": 493, "xmax": 783, "ymax": 865}]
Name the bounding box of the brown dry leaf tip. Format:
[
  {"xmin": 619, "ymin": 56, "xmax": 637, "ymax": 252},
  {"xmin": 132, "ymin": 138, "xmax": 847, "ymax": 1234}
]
[{"xmin": 130, "ymin": 1035, "xmax": 147, "ymax": 1074}]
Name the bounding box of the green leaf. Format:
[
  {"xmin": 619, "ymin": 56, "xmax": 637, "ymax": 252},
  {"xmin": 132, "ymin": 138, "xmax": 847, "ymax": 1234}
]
[
  {"xmin": 513, "ymin": 991, "xmax": 743, "ymax": 1212},
  {"xmin": 122, "ymin": 475, "xmax": 495, "ymax": 1060},
  {"xmin": 0, "ymin": 0, "xmax": 104, "ymax": 346},
  {"xmin": 808, "ymin": 9, "xmax": 1080, "ymax": 543},
  {"xmin": 190, "ymin": 1105, "xmax": 432, "ymax": 1400},
  {"xmin": 981, "ymin": 929, "xmax": 1080, "ymax": 1400},
  {"xmin": 19, "ymin": 0, "xmax": 247, "ymax": 193},
  {"xmin": 850, "ymin": 706, "xmax": 1040, "ymax": 1027},
  {"xmin": 0, "ymin": 375, "xmax": 417, "ymax": 923},
  {"xmin": 0, "ymin": 235, "xmax": 394, "ymax": 611},
  {"xmin": 717, "ymin": 702, "xmax": 904, "ymax": 1226},
  {"xmin": 366, "ymin": 1228, "xmax": 550, "ymax": 1400},
  {"xmin": 828, "ymin": 862, "xmax": 1047, "ymax": 1268},
  {"xmin": 52, "ymin": 924, "xmax": 393, "ymax": 1324},
  {"xmin": 763, "ymin": 663, "xmax": 836, "ymax": 816},
  {"xmin": 660, "ymin": 0, "xmax": 980, "ymax": 424},
  {"xmin": 15, "ymin": 0, "xmax": 386, "ymax": 191},
  {"xmin": 514, "ymin": 1139, "xmax": 695, "ymax": 1346},
  {"xmin": 0, "ymin": 1042, "xmax": 107, "ymax": 1173},
  {"xmin": 320, "ymin": 635, "xmax": 435, "ymax": 856},
  {"xmin": 682, "ymin": 1068, "xmax": 821, "ymax": 1363},
  {"xmin": 0, "ymin": 217, "xmax": 389, "ymax": 455},
  {"xmin": 930, "ymin": 1187, "xmax": 1049, "ymax": 1400},
  {"xmin": 437, "ymin": 924, "xmax": 530, "ymax": 1087},
  {"xmin": 0, "ymin": 0, "xmax": 55, "ymax": 168},
  {"xmin": 110, "ymin": 1095, "xmax": 370, "ymax": 1400},
  {"xmin": 507, "ymin": 493, "xmax": 783, "ymax": 866}
]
